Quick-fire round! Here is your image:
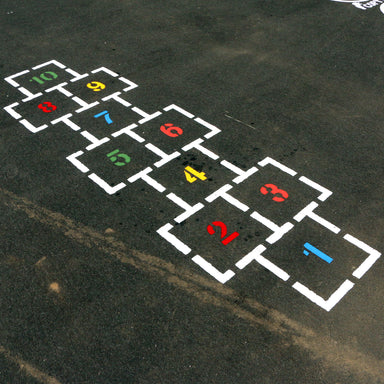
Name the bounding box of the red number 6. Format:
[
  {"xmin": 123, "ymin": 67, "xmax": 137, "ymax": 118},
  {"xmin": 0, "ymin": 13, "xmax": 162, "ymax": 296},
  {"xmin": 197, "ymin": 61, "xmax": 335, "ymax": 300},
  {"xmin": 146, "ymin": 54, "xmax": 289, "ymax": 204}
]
[{"xmin": 160, "ymin": 123, "xmax": 183, "ymax": 137}]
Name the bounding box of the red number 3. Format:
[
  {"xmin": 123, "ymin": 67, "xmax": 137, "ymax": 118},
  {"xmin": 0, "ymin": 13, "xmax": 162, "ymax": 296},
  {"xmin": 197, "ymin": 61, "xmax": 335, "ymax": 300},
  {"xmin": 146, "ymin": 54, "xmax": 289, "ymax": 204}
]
[
  {"xmin": 260, "ymin": 183, "xmax": 289, "ymax": 202},
  {"xmin": 38, "ymin": 101, "xmax": 57, "ymax": 113}
]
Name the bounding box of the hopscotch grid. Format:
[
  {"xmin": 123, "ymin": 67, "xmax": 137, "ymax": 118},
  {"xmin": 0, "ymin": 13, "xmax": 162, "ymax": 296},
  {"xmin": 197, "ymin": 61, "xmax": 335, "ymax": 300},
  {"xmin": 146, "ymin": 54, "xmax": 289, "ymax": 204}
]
[{"xmin": 3, "ymin": 60, "xmax": 381, "ymax": 312}]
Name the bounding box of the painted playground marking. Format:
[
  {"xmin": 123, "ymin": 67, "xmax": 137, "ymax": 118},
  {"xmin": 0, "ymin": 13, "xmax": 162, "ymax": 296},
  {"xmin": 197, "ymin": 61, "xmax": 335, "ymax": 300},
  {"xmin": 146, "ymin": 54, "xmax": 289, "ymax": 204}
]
[{"xmin": 3, "ymin": 60, "xmax": 381, "ymax": 312}]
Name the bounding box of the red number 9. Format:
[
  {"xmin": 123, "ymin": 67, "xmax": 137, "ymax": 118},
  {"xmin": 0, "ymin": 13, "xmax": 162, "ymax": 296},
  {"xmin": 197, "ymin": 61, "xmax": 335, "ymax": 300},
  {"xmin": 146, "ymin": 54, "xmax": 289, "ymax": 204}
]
[{"xmin": 260, "ymin": 183, "xmax": 289, "ymax": 202}]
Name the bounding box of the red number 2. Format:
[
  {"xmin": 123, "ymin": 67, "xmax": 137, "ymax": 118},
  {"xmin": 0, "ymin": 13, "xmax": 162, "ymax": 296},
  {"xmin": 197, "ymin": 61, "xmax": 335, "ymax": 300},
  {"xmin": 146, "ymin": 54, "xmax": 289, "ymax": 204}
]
[
  {"xmin": 207, "ymin": 221, "xmax": 239, "ymax": 245},
  {"xmin": 260, "ymin": 183, "xmax": 289, "ymax": 202}
]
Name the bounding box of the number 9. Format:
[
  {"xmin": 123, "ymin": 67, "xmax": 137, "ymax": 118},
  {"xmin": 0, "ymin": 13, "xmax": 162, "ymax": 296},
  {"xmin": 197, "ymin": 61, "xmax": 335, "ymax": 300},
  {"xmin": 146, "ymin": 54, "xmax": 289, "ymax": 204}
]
[{"xmin": 86, "ymin": 81, "xmax": 106, "ymax": 92}]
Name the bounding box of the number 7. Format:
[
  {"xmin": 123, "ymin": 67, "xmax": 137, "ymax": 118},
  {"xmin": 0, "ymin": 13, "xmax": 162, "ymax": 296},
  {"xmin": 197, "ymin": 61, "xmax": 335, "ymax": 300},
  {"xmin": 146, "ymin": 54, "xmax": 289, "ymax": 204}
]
[{"xmin": 94, "ymin": 110, "xmax": 113, "ymax": 125}]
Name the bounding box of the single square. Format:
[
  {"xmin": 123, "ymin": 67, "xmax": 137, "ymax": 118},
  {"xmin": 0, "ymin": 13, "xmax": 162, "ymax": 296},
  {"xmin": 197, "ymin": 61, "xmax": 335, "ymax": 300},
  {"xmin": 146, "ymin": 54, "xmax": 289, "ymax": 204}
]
[
  {"xmin": 135, "ymin": 107, "xmax": 220, "ymax": 153},
  {"xmin": 4, "ymin": 60, "xmax": 88, "ymax": 100},
  {"xmin": 229, "ymin": 163, "xmax": 325, "ymax": 227},
  {"xmin": 6, "ymin": 93, "xmax": 81, "ymax": 134},
  {"xmin": 72, "ymin": 135, "xmax": 160, "ymax": 188},
  {"xmin": 158, "ymin": 199, "xmax": 271, "ymax": 283},
  {"xmin": 148, "ymin": 149, "xmax": 237, "ymax": 205},
  {"xmin": 64, "ymin": 69, "xmax": 137, "ymax": 104}
]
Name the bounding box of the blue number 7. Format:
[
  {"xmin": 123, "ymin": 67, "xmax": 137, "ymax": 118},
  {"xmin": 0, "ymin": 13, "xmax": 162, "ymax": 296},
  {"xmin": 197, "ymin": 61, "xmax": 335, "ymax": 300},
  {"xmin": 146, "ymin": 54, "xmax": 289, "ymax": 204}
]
[{"xmin": 94, "ymin": 110, "xmax": 113, "ymax": 124}]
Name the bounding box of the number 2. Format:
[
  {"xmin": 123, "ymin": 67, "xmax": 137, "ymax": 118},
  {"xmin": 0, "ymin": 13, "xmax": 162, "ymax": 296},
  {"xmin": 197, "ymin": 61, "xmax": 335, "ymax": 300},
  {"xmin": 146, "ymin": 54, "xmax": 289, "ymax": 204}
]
[{"xmin": 207, "ymin": 221, "xmax": 239, "ymax": 245}]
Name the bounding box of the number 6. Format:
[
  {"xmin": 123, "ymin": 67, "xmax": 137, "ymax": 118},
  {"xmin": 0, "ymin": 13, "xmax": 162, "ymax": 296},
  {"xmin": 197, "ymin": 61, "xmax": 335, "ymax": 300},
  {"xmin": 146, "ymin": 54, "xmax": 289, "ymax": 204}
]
[{"xmin": 160, "ymin": 123, "xmax": 183, "ymax": 137}]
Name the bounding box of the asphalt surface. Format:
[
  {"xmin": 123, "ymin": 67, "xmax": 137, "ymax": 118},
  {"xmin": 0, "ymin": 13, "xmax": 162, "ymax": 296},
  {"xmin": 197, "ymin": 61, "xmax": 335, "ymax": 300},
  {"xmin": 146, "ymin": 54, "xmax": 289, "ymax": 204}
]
[{"xmin": 1, "ymin": 1, "xmax": 384, "ymax": 383}]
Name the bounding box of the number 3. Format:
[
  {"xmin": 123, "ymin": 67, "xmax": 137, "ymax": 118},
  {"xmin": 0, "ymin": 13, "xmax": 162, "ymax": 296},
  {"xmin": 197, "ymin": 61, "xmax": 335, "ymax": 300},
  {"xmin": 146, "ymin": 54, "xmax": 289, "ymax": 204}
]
[{"xmin": 260, "ymin": 183, "xmax": 288, "ymax": 202}]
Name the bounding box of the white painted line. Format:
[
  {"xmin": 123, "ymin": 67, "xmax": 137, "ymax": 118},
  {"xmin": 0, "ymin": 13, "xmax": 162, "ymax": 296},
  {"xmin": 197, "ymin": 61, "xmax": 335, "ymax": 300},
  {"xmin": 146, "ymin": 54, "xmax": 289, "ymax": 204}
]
[
  {"xmin": 166, "ymin": 193, "xmax": 205, "ymax": 222},
  {"xmin": 127, "ymin": 167, "xmax": 152, "ymax": 183},
  {"xmin": 232, "ymin": 167, "xmax": 259, "ymax": 184},
  {"xmin": 4, "ymin": 103, "xmax": 21, "ymax": 119},
  {"xmin": 72, "ymin": 96, "xmax": 99, "ymax": 113},
  {"xmin": 182, "ymin": 138, "xmax": 219, "ymax": 160},
  {"xmin": 220, "ymin": 161, "xmax": 259, "ymax": 183},
  {"xmin": 220, "ymin": 160, "xmax": 245, "ymax": 176},
  {"xmin": 206, "ymin": 184, "xmax": 233, "ymax": 202},
  {"xmin": 205, "ymin": 184, "xmax": 248, "ymax": 211},
  {"xmin": 88, "ymin": 173, "xmax": 126, "ymax": 195},
  {"xmin": 91, "ymin": 67, "xmax": 118, "ymax": 77},
  {"xmin": 45, "ymin": 82, "xmax": 73, "ymax": 97},
  {"xmin": 51, "ymin": 114, "xmax": 81, "ymax": 131},
  {"xmin": 221, "ymin": 193, "xmax": 249, "ymax": 212},
  {"xmin": 265, "ymin": 222, "xmax": 294, "ymax": 244},
  {"xmin": 157, "ymin": 223, "xmax": 191, "ymax": 255},
  {"xmin": 343, "ymin": 234, "xmax": 381, "ymax": 279},
  {"xmin": 250, "ymin": 212, "xmax": 294, "ymax": 243},
  {"xmin": 255, "ymin": 255, "xmax": 290, "ymax": 281},
  {"xmin": 192, "ymin": 255, "xmax": 235, "ymax": 284},
  {"xmin": 101, "ymin": 92, "xmax": 132, "ymax": 107},
  {"xmin": 81, "ymin": 131, "xmax": 110, "ymax": 151},
  {"xmin": 112, "ymin": 123, "xmax": 144, "ymax": 142},
  {"xmin": 174, "ymin": 203, "xmax": 204, "ymax": 223},
  {"xmin": 32, "ymin": 60, "xmax": 66, "ymax": 69},
  {"xmin": 292, "ymin": 279, "xmax": 355, "ymax": 312},
  {"xmin": 194, "ymin": 117, "xmax": 221, "ymax": 138},
  {"xmin": 19, "ymin": 88, "xmax": 42, "ymax": 102},
  {"xmin": 250, "ymin": 211, "xmax": 280, "ymax": 232},
  {"xmin": 127, "ymin": 167, "xmax": 166, "ymax": 193},
  {"xmin": 166, "ymin": 192, "xmax": 193, "ymax": 211},
  {"xmin": 235, "ymin": 244, "xmax": 267, "ymax": 269},
  {"xmin": 65, "ymin": 68, "xmax": 88, "ymax": 81},
  {"xmin": 182, "ymin": 138, "xmax": 204, "ymax": 151},
  {"xmin": 131, "ymin": 107, "xmax": 162, "ymax": 124},
  {"xmin": 145, "ymin": 143, "xmax": 180, "ymax": 167},
  {"xmin": 299, "ymin": 176, "xmax": 333, "ymax": 201},
  {"xmin": 154, "ymin": 151, "xmax": 180, "ymax": 168},
  {"xmin": 258, "ymin": 157, "xmax": 297, "ymax": 176},
  {"xmin": 19, "ymin": 119, "xmax": 48, "ymax": 133},
  {"xmin": 5, "ymin": 70, "xmax": 30, "ymax": 87},
  {"xmin": 145, "ymin": 143, "xmax": 170, "ymax": 158},
  {"xmin": 163, "ymin": 104, "xmax": 194, "ymax": 118},
  {"xmin": 66, "ymin": 151, "xmax": 89, "ymax": 173},
  {"xmin": 307, "ymin": 210, "xmax": 341, "ymax": 234},
  {"xmin": 119, "ymin": 76, "xmax": 138, "ymax": 92},
  {"xmin": 294, "ymin": 201, "xmax": 318, "ymax": 222}
]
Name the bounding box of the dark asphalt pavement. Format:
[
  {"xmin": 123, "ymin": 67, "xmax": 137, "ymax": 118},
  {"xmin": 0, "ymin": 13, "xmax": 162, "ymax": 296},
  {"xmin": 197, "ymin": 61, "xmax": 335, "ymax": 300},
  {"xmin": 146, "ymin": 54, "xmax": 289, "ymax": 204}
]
[{"xmin": 1, "ymin": 1, "xmax": 384, "ymax": 383}]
